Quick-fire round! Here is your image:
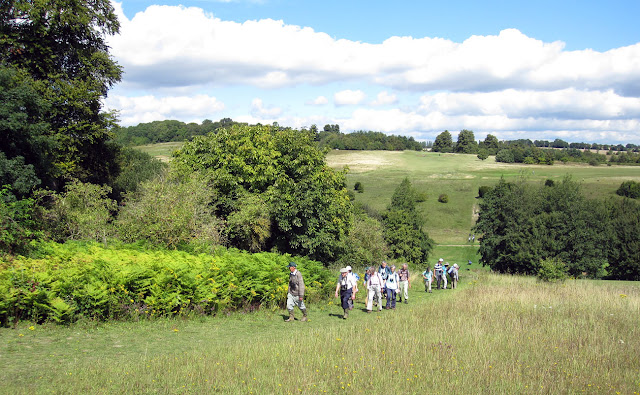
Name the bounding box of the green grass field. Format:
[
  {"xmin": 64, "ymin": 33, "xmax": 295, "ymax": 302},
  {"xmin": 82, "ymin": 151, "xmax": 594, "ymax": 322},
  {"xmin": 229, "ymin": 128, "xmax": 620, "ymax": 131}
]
[
  {"xmin": 327, "ymin": 150, "xmax": 640, "ymax": 244},
  {"xmin": 2, "ymin": 272, "xmax": 638, "ymax": 394}
]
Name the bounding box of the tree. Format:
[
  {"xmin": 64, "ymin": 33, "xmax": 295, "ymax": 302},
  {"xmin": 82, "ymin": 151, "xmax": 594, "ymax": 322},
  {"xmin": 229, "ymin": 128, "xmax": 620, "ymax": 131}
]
[
  {"xmin": 1, "ymin": 0, "xmax": 123, "ymax": 190},
  {"xmin": 383, "ymin": 178, "xmax": 434, "ymax": 264},
  {"xmin": 455, "ymin": 129, "xmax": 478, "ymax": 154},
  {"xmin": 482, "ymin": 134, "xmax": 500, "ymax": 155},
  {"xmin": 432, "ymin": 130, "xmax": 453, "ymax": 153},
  {"xmin": 477, "ymin": 149, "xmax": 489, "ymax": 161},
  {"xmin": 172, "ymin": 124, "xmax": 352, "ymax": 263}
]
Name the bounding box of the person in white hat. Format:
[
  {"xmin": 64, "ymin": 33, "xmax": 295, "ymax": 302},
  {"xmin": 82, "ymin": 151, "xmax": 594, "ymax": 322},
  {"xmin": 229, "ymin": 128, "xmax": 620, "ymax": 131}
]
[
  {"xmin": 335, "ymin": 268, "xmax": 357, "ymax": 319},
  {"xmin": 449, "ymin": 264, "xmax": 460, "ymax": 289},
  {"xmin": 434, "ymin": 258, "xmax": 445, "ymax": 290}
]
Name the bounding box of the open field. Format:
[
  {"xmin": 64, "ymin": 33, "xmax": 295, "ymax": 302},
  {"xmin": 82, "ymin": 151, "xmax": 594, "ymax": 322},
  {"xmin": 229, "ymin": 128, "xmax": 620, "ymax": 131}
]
[
  {"xmin": 2, "ymin": 271, "xmax": 638, "ymax": 394},
  {"xmin": 134, "ymin": 141, "xmax": 184, "ymax": 162},
  {"xmin": 327, "ymin": 150, "xmax": 640, "ymax": 244}
]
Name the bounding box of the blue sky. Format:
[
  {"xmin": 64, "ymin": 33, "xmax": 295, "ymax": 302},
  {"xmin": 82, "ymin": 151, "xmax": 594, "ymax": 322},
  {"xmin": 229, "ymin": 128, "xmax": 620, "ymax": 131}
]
[{"xmin": 106, "ymin": 0, "xmax": 640, "ymax": 143}]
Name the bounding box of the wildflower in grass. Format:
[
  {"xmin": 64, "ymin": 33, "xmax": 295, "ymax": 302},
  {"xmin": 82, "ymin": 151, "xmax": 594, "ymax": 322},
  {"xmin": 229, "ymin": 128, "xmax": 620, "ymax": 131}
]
[
  {"xmin": 620, "ymin": 294, "xmax": 627, "ymax": 298},
  {"xmin": 28, "ymin": 326, "xmax": 35, "ymax": 331},
  {"xmin": 18, "ymin": 334, "xmax": 24, "ymax": 337}
]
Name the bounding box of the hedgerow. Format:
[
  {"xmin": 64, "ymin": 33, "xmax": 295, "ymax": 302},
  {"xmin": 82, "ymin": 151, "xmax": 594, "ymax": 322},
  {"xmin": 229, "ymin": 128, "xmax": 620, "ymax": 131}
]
[{"xmin": 0, "ymin": 241, "xmax": 334, "ymax": 326}]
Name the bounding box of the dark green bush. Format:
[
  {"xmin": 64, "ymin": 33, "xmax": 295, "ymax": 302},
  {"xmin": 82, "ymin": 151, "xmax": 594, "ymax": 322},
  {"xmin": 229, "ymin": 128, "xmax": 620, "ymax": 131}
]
[
  {"xmin": 438, "ymin": 194, "xmax": 449, "ymax": 203},
  {"xmin": 354, "ymin": 181, "xmax": 364, "ymax": 193},
  {"xmin": 478, "ymin": 186, "xmax": 491, "ymax": 198}
]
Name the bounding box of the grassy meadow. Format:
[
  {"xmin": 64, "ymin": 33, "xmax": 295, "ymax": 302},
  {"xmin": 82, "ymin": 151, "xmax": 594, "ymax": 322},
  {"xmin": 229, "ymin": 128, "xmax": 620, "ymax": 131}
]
[
  {"xmin": 2, "ymin": 271, "xmax": 638, "ymax": 394},
  {"xmin": 327, "ymin": 150, "xmax": 640, "ymax": 244},
  {"xmin": 9, "ymin": 144, "xmax": 634, "ymax": 393}
]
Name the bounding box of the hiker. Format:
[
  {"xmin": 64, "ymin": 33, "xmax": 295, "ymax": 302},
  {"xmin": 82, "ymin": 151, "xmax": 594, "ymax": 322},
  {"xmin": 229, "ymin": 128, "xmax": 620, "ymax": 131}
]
[
  {"xmin": 335, "ymin": 268, "xmax": 357, "ymax": 319},
  {"xmin": 449, "ymin": 264, "xmax": 459, "ymax": 289},
  {"xmin": 422, "ymin": 267, "xmax": 433, "ymax": 293},
  {"xmin": 443, "ymin": 262, "xmax": 450, "ymax": 289},
  {"xmin": 366, "ymin": 266, "xmax": 384, "ymax": 313},
  {"xmin": 285, "ymin": 262, "xmax": 307, "ymax": 322},
  {"xmin": 378, "ymin": 261, "xmax": 391, "ymax": 297},
  {"xmin": 385, "ymin": 265, "xmax": 400, "ymax": 309},
  {"xmin": 398, "ymin": 263, "xmax": 410, "ymax": 304},
  {"xmin": 434, "ymin": 258, "xmax": 445, "ymax": 290},
  {"xmin": 345, "ymin": 265, "xmax": 359, "ymax": 310}
]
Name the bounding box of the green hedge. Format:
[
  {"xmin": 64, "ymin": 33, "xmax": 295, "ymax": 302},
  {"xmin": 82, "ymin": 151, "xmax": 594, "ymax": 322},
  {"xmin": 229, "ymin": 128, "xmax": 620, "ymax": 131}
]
[{"xmin": 0, "ymin": 241, "xmax": 334, "ymax": 325}]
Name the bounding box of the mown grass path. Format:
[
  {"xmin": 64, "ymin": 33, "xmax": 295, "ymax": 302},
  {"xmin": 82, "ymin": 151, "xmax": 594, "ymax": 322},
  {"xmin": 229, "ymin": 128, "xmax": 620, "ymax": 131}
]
[{"xmin": 2, "ymin": 270, "xmax": 638, "ymax": 394}]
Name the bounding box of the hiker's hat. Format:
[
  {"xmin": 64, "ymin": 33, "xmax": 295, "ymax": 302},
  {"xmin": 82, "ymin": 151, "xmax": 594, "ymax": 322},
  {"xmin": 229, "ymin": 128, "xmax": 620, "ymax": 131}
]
[
  {"xmin": 340, "ymin": 268, "xmax": 349, "ymax": 273},
  {"xmin": 346, "ymin": 265, "xmax": 352, "ymax": 271},
  {"xmin": 287, "ymin": 262, "xmax": 297, "ymax": 268},
  {"xmin": 438, "ymin": 258, "xmax": 444, "ymax": 262}
]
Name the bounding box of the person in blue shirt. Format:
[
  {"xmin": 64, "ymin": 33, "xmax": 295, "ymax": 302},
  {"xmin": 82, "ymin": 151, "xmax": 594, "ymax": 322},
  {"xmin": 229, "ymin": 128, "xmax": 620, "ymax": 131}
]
[{"xmin": 378, "ymin": 260, "xmax": 391, "ymax": 297}]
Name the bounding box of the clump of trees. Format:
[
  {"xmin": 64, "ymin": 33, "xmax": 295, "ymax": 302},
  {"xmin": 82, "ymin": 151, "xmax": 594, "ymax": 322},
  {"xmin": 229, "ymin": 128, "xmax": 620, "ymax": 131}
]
[{"xmin": 475, "ymin": 176, "xmax": 640, "ymax": 280}]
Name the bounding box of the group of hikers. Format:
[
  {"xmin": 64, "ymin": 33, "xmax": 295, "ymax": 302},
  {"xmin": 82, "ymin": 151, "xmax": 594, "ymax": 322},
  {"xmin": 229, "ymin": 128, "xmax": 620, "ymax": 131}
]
[{"xmin": 284, "ymin": 258, "xmax": 460, "ymax": 322}]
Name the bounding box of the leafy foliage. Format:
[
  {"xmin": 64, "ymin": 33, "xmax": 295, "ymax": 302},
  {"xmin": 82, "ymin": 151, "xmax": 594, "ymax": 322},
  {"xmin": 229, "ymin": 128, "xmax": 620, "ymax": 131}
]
[
  {"xmin": 0, "ymin": 241, "xmax": 334, "ymax": 325},
  {"xmin": 0, "ymin": 188, "xmax": 41, "ymax": 255},
  {"xmin": 455, "ymin": 129, "xmax": 478, "ymax": 154},
  {"xmin": 616, "ymin": 180, "xmax": 640, "ymax": 199},
  {"xmin": 115, "ymin": 175, "xmax": 224, "ymax": 250},
  {"xmin": 382, "ymin": 178, "xmax": 434, "ymax": 264},
  {"xmin": 1, "ymin": 0, "xmax": 122, "ymax": 190},
  {"xmin": 432, "ymin": 130, "xmax": 453, "ymax": 153},
  {"xmin": 474, "ymin": 177, "xmax": 610, "ymax": 278},
  {"xmin": 338, "ymin": 204, "xmax": 389, "ymax": 269},
  {"xmin": 172, "ymin": 124, "xmax": 352, "ymax": 263},
  {"xmin": 537, "ymin": 257, "xmax": 568, "ymax": 282},
  {"xmin": 438, "ymin": 194, "xmax": 449, "ymax": 203}
]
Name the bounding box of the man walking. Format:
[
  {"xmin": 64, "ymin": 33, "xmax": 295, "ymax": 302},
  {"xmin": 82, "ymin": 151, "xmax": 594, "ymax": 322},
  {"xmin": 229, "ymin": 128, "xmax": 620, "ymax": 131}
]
[
  {"xmin": 285, "ymin": 262, "xmax": 307, "ymax": 322},
  {"xmin": 398, "ymin": 263, "xmax": 410, "ymax": 304}
]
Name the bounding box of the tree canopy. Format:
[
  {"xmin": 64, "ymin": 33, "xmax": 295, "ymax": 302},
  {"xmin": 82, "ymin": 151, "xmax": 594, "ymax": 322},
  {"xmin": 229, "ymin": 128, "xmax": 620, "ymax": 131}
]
[
  {"xmin": 1, "ymin": 0, "xmax": 122, "ymax": 190},
  {"xmin": 171, "ymin": 124, "xmax": 353, "ymax": 263}
]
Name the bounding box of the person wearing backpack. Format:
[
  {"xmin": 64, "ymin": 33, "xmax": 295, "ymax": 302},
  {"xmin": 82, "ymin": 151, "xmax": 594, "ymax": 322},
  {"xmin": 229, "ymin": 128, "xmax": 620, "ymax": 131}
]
[
  {"xmin": 448, "ymin": 264, "xmax": 459, "ymax": 289},
  {"xmin": 366, "ymin": 267, "xmax": 384, "ymax": 313},
  {"xmin": 335, "ymin": 268, "xmax": 357, "ymax": 319},
  {"xmin": 378, "ymin": 261, "xmax": 391, "ymax": 298},
  {"xmin": 385, "ymin": 265, "xmax": 400, "ymax": 309},
  {"xmin": 434, "ymin": 258, "xmax": 445, "ymax": 290},
  {"xmin": 422, "ymin": 267, "xmax": 433, "ymax": 293}
]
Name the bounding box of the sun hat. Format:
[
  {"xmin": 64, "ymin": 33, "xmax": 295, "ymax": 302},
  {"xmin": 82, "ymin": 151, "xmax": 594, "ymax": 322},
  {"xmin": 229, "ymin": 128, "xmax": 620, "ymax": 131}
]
[
  {"xmin": 453, "ymin": 264, "xmax": 459, "ymax": 269},
  {"xmin": 287, "ymin": 262, "xmax": 297, "ymax": 268},
  {"xmin": 340, "ymin": 268, "xmax": 349, "ymax": 273},
  {"xmin": 346, "ymin": 265, "xmax": 352, "ymax": 271},
  {"xmin": 438, "ymin": 258, "xmax": 444, "ymax": 262}
]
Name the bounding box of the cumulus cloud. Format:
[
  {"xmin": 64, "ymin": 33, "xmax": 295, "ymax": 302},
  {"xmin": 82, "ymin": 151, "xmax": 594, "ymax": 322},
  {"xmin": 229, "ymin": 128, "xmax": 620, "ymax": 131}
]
[
  {"xmin": 334, "ymin": 90, "xmax": 366, "ymax": 106},
  {"xmin": 106, "ymin": 2, "xmax": 640, "ymax": 143},
  {"xmin": 105, "ymin": 94, "xmax": 225, "ymax": 126},
  {"xmin": 306, "ymin": 96, "xmax": 329, "ymax": 106},
  {"xmin": 250, "ymin": 98, "xmax": 282, "ymax": 119},
  {"xmin": 371, "ymin": 91, "xmax": 398, "ymax": 106},
  {"xmin": 108, "ymin": 5, "xmax": 640, "ymax": 95}
]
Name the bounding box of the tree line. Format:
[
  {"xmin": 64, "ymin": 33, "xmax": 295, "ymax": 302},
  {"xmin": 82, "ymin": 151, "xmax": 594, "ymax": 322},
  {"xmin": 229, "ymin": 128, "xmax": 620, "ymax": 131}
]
[
  {"xmin": 115, "ymin": 120, "xmax": 426, "ymax": 151},
  {"xmin": 474, "ymin": 176, "xmax": 640, "ymax": 281},
  {"xmin": 431, "ymin": 130, "xmax": 640, "ymax": 165}
]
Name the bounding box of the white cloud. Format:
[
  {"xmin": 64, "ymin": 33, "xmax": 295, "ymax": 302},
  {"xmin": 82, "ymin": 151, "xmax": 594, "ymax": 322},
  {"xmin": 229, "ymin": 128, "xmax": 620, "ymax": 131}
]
[
  {"xmin": 371, "ymin": 91, "xmax": 398, "ymax": 106},
  {"xmin": 106, "ymin": 2, "xmax": 640, "ymax": 143},
  {"xmin": 105, "ymin": 94, "xmax": 225, "ymax": 126},
  {"xmin": 334, "ymin": 90, "xmax": 366, "ymax": 106},
  {"xmin": 250, "ymin": 98, "xmax": 282, "ymax": 119},
  {"xmin": 306, "ymin": 95, "xmax": 328, "ymax": 106}
]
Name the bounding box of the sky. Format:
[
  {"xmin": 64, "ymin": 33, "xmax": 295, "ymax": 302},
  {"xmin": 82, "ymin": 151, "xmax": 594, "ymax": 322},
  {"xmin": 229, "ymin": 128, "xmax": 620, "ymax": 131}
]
[{"xmin": 104, "ymin": 0, "xmax": 640, "ymax": 144}]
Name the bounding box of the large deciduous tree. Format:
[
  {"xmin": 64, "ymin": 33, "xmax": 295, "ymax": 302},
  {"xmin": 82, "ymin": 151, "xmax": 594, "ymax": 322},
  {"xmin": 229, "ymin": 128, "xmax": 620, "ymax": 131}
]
[
  {"xmin": 1, "ymin": 0, "xmax": 122, "ymax": 190},
  {"xmin": 171, "ymin": 124, "xmax": 352, "ymax": 263}
]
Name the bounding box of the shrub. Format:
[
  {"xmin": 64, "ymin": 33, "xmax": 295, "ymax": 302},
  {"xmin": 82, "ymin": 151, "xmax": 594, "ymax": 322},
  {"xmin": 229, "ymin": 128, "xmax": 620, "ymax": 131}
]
[
  {"xmin": 537, "ymin": 257, "xmax": 568, "ymax": 283},
  {"xmin": 438, "ymin": 194, "xmax": 449, "ymax": 203},
  {"xmin": 478, "ymin": 186, "xmax": 491, "ymax": 198},
  {"xmin": 495, "ymin": 149, "xmax": 515, "ymax": 163},
  {"xmin": 616, "ymin": 180, "xmax": 640, "ymax": 199},
  {"xmin": 354, "ymin": 181, "xmax": 364, "ymax": 193},
  {"xmin": 544, "ymin": 179, "xmax": 555, "ymax": 187},
  {"xmin": 0, "ymin": 241, "xmax": 334, "ymax": 326}
]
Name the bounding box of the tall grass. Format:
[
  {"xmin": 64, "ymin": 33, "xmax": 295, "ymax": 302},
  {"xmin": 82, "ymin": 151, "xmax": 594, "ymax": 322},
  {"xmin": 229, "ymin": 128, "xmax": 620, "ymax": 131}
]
[{"xmin": 2, "ymin": 271, "xmax": 638, "ymax": 394}]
